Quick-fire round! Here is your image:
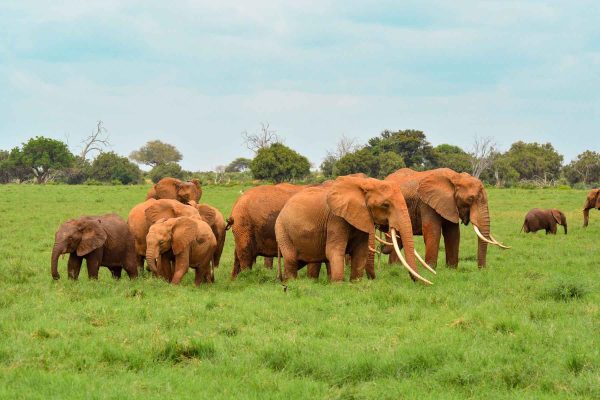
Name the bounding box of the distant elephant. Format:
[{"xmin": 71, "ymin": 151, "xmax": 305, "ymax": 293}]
[
  {"xmin": 275, "ymin": 176, "xmax": 432, "ymax": 284},
  {"xmin": 385, "ymin": 168, "xmax": 509, "ymax": 268},
  {"xmin": 227, "ymin": 183, "xmax": 308, "ymax": 278},
  {"xmin": 522, "ymin": 208, "xmax": 567, "ymax": 234},
  {"xmin": 127, "ymin": 199, "xmax": 215, "ymax": 271},
  {"xmin": 194, "ymin": 203, "xmax": 226, "ymax": 268},
  {"xmin": 583, "ymin": 188, "xmax": 600, "ymax": 227},
  {"xmin": 51, "ymin": 214, "xmax": 138, "ymax": 280},
  {"xmin": 146, "ymin": 177, "xmax": 202, "ymax": 204},
  {"xmin": 146, "ymin": 216, "xmax": 217, "ymax": 285}
]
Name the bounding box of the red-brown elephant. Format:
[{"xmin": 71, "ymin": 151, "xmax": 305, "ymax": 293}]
[
  {"xmin": 583, "ymin": 188, "xmax": 600, "ymax": 227},
  {"xmin": 384, "ymin": 168, "xmax": 509, "ymax": 269},
  {"xmin": 275, "ymin": 176, "xmax": 432, "ymax": 284},
  {"xmin": 146, "ymin": 177, "xmax": 202, "ymax": 204}
]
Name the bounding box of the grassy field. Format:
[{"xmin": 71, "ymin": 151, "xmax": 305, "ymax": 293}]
[{"xmin": 0, "ymin": 184, "xmax": 598, "ymax": 399}]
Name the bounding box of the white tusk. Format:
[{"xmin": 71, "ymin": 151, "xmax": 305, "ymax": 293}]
[
  {"xmin": 489, "ymin": 234, "xmax": 511, "ymax": 249},
  {"xmin": 473, "ymin": 225, "xmax": 495, "ymax": 245},
  {"xmin": 414, "ymin": 250, "xmax": 436, "ymax": 275},
  {"xmin": 368, "ymin": 246, "xmax": 381, "ymax": 254},
  {"xmin": 391, "ymin": 228, "xmax": 432, "ymax": 285},
  {"xmin": 374, "ymin": 235, "xmax": 393, "ymax": 246}
]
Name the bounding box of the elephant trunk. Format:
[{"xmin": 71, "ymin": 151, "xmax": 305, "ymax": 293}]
[
  {"xmin": 145, "ymin": 245, "xmax": 160, "ymax": 276},
  {"xmin": 473, "ymin": 198, "xmax": 491, "ymax": 268},
  {"xmin": 563, "ymin": 217, "xmax": 568, "ymax": 235},
  {"xmin": 583, "ymin": 208, "xmax": 589, "ymax": 227},
  {"xmin": 51, "ymin": 243, "xmax": 65, "ymax": 280}
]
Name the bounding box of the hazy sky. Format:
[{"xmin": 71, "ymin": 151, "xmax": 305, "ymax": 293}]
[{"xmin": 1, "ymin": 1, "xmax": 598, "ymax": 170}]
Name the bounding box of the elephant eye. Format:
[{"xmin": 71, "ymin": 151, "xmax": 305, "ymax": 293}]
[{"xmin": 381, "ymin": 202, "xmax": 390, "ymax": 209}]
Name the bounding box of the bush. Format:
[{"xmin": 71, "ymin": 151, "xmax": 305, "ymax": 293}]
[
  {"xmin": 250, "ymin": 143, "xmax": 310, "ymax": 183},
  {"xmin": 149, "ymin": 162, "xmax": 184, "ymax": 183},
  {"xmin": 89, "ymin": 152, "xmax": 142, "ymax": 184}
]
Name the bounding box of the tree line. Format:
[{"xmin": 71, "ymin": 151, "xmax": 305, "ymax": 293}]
[{"xmin": 1, "ymin": 122, "xmax": 598, "ymax": 188}]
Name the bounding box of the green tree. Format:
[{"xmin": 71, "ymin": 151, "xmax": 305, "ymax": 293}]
[
  {"xmin": 129, "ymin": 140, "xmax": 182, "ymax": 167},
  {"xmin": 20, "ymin": 136, "xmax": 74, "ymax": 183},
  {"xmin": 367, "ymin": 129, "xmax": 436, "ymax": 169},
  {"xmin": 433, "ymin": 144, "xmax": 473, "ymax": 173},
  {"xmin": 334, "ymin": 149, "xmax": 405, "ymax": 178},
  {"xmin": 320, "ymin": 154, "xmax": 337, "ymax": 178},
  {"xmin": 90, "ymin": 151, "xmax": 142, "ymax": 184},
  {"xmin": 225, "ymin": 157, "xmax": 252, "ymax": 173},
  {"xmin": 250, "ymin": 143, "xmax": 310, "ymax": 183},
  {"xmin": 149, "ymin": 162, "xmax": 184, "ymax": 183},
  {"xmin": 480, "ymin": 151, "xmax": 519, "ymax": 187},
  {"xmin": 504, "ymin": 141, "xmax": 563, "ymax": 182},
  {"xmin": 563, "ymin": 151, "xmax": 600, "ymax": 186}
]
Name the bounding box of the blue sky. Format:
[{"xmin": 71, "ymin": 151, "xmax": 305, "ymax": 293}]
[{"xmin": 1, "ymin": 1, "xmax": 599, "ymax": 170}]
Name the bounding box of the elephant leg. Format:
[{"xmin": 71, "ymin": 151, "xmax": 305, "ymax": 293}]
[
  {"xmin": 282, "ymin": 257, "xmax": 300, "ymax": 280},
  {"xmin": 326, "ymin": 245, "xmax": 346, "ymax": 282},
  {"xmin": 110, "ymin": 267, "xmax": 123, "ymax": 279},
  {"xmin": 160, "ymin": 254, "xmax": 174, "ymax": 281},
  {"xmin": 67, "ymin": 255, "xmax": 83, "ymax": 280},
  {"xmin": 325, "ymin": 262, "xmax": 331, "ymax": 280},
  {"xmin": 307, "ymin": 263, "xmax": 321, "ymax": 279},
  {"xmin": 171, "ymin": 262, "xmax": 189, "ymax": 284},
  {"xmin": 350, "ymin": 244, "xmax": 369, "ymax": 281},
  {"xmin": 264, "ymin": 257, "xmax": 274, "ymax": 269},
  {"xmin": 442, "ymin": 222, "xmax": 460, "ymax": 268},
  {"xmin": 422, "ymin": 220, "xmax": 442, "ymax": 268},
  {"xmin": 86, "ymin": 259, "xmax": 100, "ymax": 279},
  {"xmin": 194, "ymin": 264, "xmax": 212, "ymax": 286}
]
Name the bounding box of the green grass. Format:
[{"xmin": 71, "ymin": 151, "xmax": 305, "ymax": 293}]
[{"xmin": 0, "ymin": 184, "xmax": 599, "ymax": 399}]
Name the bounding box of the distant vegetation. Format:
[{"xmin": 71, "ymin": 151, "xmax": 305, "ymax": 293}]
[{"xmin": 1, "ymin": 122, "xmax": 599, "ymax": 188}]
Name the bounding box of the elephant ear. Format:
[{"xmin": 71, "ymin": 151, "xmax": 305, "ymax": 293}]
[
  {"xmin": 551, "ymin": 209, "xmax": 562, "ymax": 224},
  {"xmin": 191, "ymin": 179, "xmax": 201, "ymax": 189},
  {"xmin": 145, "ymin": 201, "xmax": 178, "ymax": 224},
  {"xmin": 326, "ymin": 176, "xmax": 374, "ymax": 234},
  {"xmin": 172, "ymin": 218, "xmax": 198, "ymax": 255},
  {"xmin": 77, "ymin": 220, "xmax": 107, "ymax": 256},
  {"xmin": 417, "ymin": 174, "xmax": 460, "ymax": 223},
  {"xmin": 196, "ymin": 204, "xmax": 216, "ymax": 226}
]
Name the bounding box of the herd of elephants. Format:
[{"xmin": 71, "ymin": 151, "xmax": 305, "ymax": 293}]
[{"xmin": 50, "ymin": 169, "xmax": 600, "ymax": 286}]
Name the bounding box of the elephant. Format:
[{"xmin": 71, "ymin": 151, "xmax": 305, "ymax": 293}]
[
  {"xmin": 522, "ymin": 208, "xmax": 567, "ymax": 234},
  {"xmin": 127, "ymin": 199, "xmax": 216, "ymax": 272},
  {"xmin": 196, "ymin": 203, "xmax": 226, "ymax": 268},
  {"xmin": 145, "ymin": 216, "xmax": 217, "ymax": 285},
  {"xmin": 275, "ymin": 175, "xmax": 433, "ymax": 284},
  {"xmin": 227, "ymin": 183, "xmax": 309, "ymax": 278},
  {"xmin": 583, "ymin": 188, "xmax": 600, "ymax": 227},
  {"xmin": 384, "ymin": 168, "xmax": 509, "ymax": 269},
  {"xmin": 51, "ymin": 214, "xmax": 138, "ymax": 280},
  {"xmin": 146, "ymin": 177, "xmax": 202, "ymax": 204}
]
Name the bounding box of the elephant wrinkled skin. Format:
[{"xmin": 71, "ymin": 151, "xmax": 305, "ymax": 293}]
[{"xmin": 51, "ymin": 214, "xmax": 138, "ymax": 280}]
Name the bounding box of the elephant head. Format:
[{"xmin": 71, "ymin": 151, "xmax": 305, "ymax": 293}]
[
  {"xmin": 583, "ymin": 188, "xmax": 600, "ymax": 227},
  {"xmin": 176, "ymin": 179, "xmax": 202, "ymax": 203},
  {"xmin": 145, "ymin": 217, "xmax": 200, "ymax": 277},
  {"xmin": 416, "ymin": 169, "xmax": 508, "ymax": 267},
  {"xmin": 550, "ymin": 209, "xmax": 567, "ymax": 234},
  {"xmin": 327, "ymin": 176, "xmax": 431, "ymax": 284},
  {"xmin": 145, "ymin": 199, "xmax": 198, "ymax": 225},
  {"xmin": 51, "ymin": 218, "xmax": 107, "ymax": 279}
]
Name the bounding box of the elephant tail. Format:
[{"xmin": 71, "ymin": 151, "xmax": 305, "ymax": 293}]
[
  {"xmin": 277, "ymin": 246, "xmax": 282, "ymax": 281},
  {"xmin": 225, "ymin": 217, "xmax": 234, "ymax": 231},
  {"xmin": 520, "ymin": 222, "xmax": 527, "ymax": 233}
]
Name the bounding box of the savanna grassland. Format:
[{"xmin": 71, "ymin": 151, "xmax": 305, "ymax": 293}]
[{"xmin": 0, "ymin": 184, "xmax": 598, "ymax": 399}]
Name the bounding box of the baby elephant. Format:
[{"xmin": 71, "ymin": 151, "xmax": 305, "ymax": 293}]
[
  {"xmin": 51, "ymin": 214, "xmax": 138, "ymax": 280},
  {"xmin": 145, "ymin": 216, "xmax": 217, "ymax": 285},
  {"xmin": 522, "ymin": 208, "xmax": 567, "ymax": 235}
]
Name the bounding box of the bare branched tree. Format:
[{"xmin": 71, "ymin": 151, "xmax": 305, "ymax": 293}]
[
  {"xmin": 334, "ymin": 134, "xmax": 360, "ymax": 159},
  {"xmin": 242, "ymin": 122, "xmax": 280, "ymax": 154},
  {"xmin": 80, "ymin": 121, "xmax": 110, "ymax": 160},
  {"xmin": 470, "ymin": 136, "xmax": 496, "ymax": 178}
]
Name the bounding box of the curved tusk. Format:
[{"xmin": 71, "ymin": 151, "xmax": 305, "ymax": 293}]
[
  {"xmin": 374, "ymin": 235, "xmax": 393, "ymax": 246},
  {"xmin": 489, "ymin": 234, "xmax": 511, "ymax": 249},
  {"xmin": 414, "ymin": 250, "xmax": 436, "ymax": 275},
  {"xmin": 473, "ymin": 225, "xmax": 495, "ymax": 245},
  {"xmin": 391, "ymin": 228, "xmax": 432, "ymax": 285},
  {"xmin": 368, "ymin": 246, "xmax": 381, "ymax": 254}
]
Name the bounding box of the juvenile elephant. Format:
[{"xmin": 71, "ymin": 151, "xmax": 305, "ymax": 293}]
[
  {"xmin": 522, "ymin": 208, "xmax": 567, "ymax": 234},
  {"xmin": 385, "ymin": 168, "xmax": 509, "ymax": 268},
  {"xmin": 146, "ymin": 216, "xmax": 217, "ymax": 285},
  {"xmin": 275, "ymin": 176, "xmax": 432, "ymax": 284},
  {"xmin": 127, "ymin": 199, "xmax": 216, "ymax": 271},
  {"xmin": 583, "ymin": 188, "xmax": 600, "ymax": 227},
  {"xmin": 227, "ymin": 183, "xmax": 307, "ymax": 278},
  {"xmin": 146, "ymin": 177, "xmax": 202, "ymax": 204},
  {"xmin": 51, "ymin": 214, "xmax": 138, "ymax": 280}
]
